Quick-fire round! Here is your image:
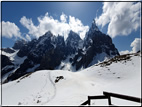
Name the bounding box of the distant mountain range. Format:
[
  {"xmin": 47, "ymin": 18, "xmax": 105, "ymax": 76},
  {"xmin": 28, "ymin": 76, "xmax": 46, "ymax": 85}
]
[{"xmin": 1, "ymin": 19, "xmax": 119, "ymax": 83}]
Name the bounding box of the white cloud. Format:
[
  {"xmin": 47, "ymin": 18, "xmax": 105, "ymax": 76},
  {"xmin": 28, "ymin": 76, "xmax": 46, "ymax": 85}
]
[
  {"xmin": 120, "ymin": 38, "xmax": 141, "ymax": 55},
  {"xmin": 69, "ymin": 16, "xmax": 89, "ymax": 39},
  {"xmin": 95, "ymin": 2, "xmax": 141, "ymax": 38},
  {"xmin": 1, "ymin": 21, "xmax": 22, "ymax": 39},
  {"xmin": 20, "ymin": 16, "xmax": 39, "ymax": 38},
  {"xmin": 20, "ymin": 12, "xmax": 89, "ymax": 40},
  {"xmin": 131, "ymin": 38, "xmax": 141, "ymax": 53},
  {"xmin": 120, "ymin": 50, "xmax": 130, "ymax": 55},
  {"xmin": 60, "ymin": 12, "xmax": 67, "ymax": 23}
]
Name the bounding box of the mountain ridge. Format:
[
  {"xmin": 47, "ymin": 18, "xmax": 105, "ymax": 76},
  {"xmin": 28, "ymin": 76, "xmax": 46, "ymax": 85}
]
[{"xmin": 1, "ymin": 19, "xmax": 120, "ymax": 83}]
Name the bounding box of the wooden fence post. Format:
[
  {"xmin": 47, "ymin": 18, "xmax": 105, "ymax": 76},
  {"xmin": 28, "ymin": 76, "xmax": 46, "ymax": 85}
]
[
  {"xmin": 88, "ymin": 96, "xmax": 90, "ymax": 105},
  {"xmin": 108, "ymin": 95, "xmax": 111, "ymax": 105}
]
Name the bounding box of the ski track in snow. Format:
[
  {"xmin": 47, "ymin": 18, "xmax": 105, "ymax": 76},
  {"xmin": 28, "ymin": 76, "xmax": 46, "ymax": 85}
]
[
  {"xmin": 37, "ymin": 72, "xmax": 49, "ymax": 105},
  {"xmin": 18, "ymin": 72, "xmax": 57, "ymax": 105},
  {"xmin": 41, "ymin": 72, "xmax": 56, "ymax": 105},
  {"xmin": 47, "ymin": 72, "xmax": 56, "ymax": 102}
]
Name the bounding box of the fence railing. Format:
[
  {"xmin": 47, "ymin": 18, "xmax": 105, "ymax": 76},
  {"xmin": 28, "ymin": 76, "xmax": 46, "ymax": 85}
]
[{"xmin": 80, "ymin": 91, "xmax": 142, "ymax": 106}]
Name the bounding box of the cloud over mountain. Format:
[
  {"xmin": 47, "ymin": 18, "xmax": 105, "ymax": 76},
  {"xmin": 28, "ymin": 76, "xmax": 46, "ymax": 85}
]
[{"xmin": 20, "ymin": 12, "xmax": 89, "ymax": 40}]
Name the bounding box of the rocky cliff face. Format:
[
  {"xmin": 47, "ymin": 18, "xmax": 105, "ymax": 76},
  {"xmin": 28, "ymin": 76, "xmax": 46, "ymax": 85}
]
[
  {"xmin": 12, "ymin": 39, "xmax": 27, "ymax": 50},
  {"xmin": 71, "ymin": 19, "xmax": 119, "ymax": 70},
  {"xmin": 66, "ymin": 30, "xmax": 82, "ymax": 55},
  {"xmin": 2, "ymin": 19, "xmax": 120, "ymax": 83}
]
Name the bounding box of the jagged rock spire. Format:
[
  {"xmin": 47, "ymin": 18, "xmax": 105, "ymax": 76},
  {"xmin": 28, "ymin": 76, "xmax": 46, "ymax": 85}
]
[
  {"xmin": 87, "ymin": 19, "xmax": 99, "ymax": 35},
  {"xmin": 93, "ymin": 18, "xmax": 96, "ymax": 25},
  {"xmin": 91, "ymin": 18, "xmax": 99, "ymax": 31}
]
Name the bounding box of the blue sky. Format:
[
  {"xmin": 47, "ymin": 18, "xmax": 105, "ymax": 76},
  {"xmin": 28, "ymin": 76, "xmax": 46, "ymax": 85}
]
[{"xmin": 1, "ymin": 2, "xmax": 141, "ymax": 54}]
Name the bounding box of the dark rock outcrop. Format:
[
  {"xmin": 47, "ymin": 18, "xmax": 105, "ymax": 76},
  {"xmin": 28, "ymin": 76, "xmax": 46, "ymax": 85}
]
[
  {"xmin": 13, "ymin": 39, "xmax": 27, "ymax": 50},
  {"xmin": 66, "ymin": 30, "xmax": 82, "ymax": 55},
  {"xmin": 1, "ymin": 55, "xmax": 15, "ymax": 76},
  {"xmin": 1, "ymin": 55, "xmax": 13, "ymax": 68}
]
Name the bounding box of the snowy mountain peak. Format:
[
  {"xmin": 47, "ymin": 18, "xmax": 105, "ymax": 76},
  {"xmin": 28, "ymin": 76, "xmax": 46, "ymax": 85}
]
[
  {"xmin": 40, "ymin": 31, "xmax": 53, "ymax": 39},
  {"xmin": 89, "ymin": 19, "xmax": 99, "ymax": 34},
  {"xmin": 67, "ymin": 30, "xmax": 81, "ymax": 41},
  {"xmin": 36, "ymin": 31, "xmax": 55, "ymax": 46},
  {"xmin": 92, "ymin": 19, "xmax": 97, "ymax": 26},
  {"xmin": 65, "ymin": 30, "xmax": 82, "ymax": 55},
  {"xmin": 13, "ymin": 39, "xmax": 27, "ymax": 50},
  {"xmin": 44, "ymin": 31, "xmax": 53, "ymax": 37},
  {"xmin": 91, "ymin": 19, "xmax": 99, "ymax": 32},
  {"xmin": 66, "ymin": 30, "xmax": 81, "ymax": 48}
]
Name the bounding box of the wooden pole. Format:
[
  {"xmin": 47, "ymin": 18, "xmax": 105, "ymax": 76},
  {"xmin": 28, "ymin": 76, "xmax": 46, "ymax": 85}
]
[{"xmin": 88, "ymin": 96, "xmax": 90, "ymax": 105}]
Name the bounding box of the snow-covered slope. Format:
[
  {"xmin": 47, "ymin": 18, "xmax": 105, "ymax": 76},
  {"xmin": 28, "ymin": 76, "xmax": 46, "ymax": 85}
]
[
  {"xmin": 2, "ymin": 53, "xmax": 141, "ymax": 106},
  {"xmin": 2, "ymin": 50, "xmax": 27, "ymax": 83},
  {"xmin": 2, "ymin": 50, "xmax": 27, "ymax": 65}
]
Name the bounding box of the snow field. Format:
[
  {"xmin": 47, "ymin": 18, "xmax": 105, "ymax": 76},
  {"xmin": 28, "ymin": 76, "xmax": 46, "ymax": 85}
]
[{"xmin": 2, "ymin": 54, "xmax": 141, "ymax": 106}]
